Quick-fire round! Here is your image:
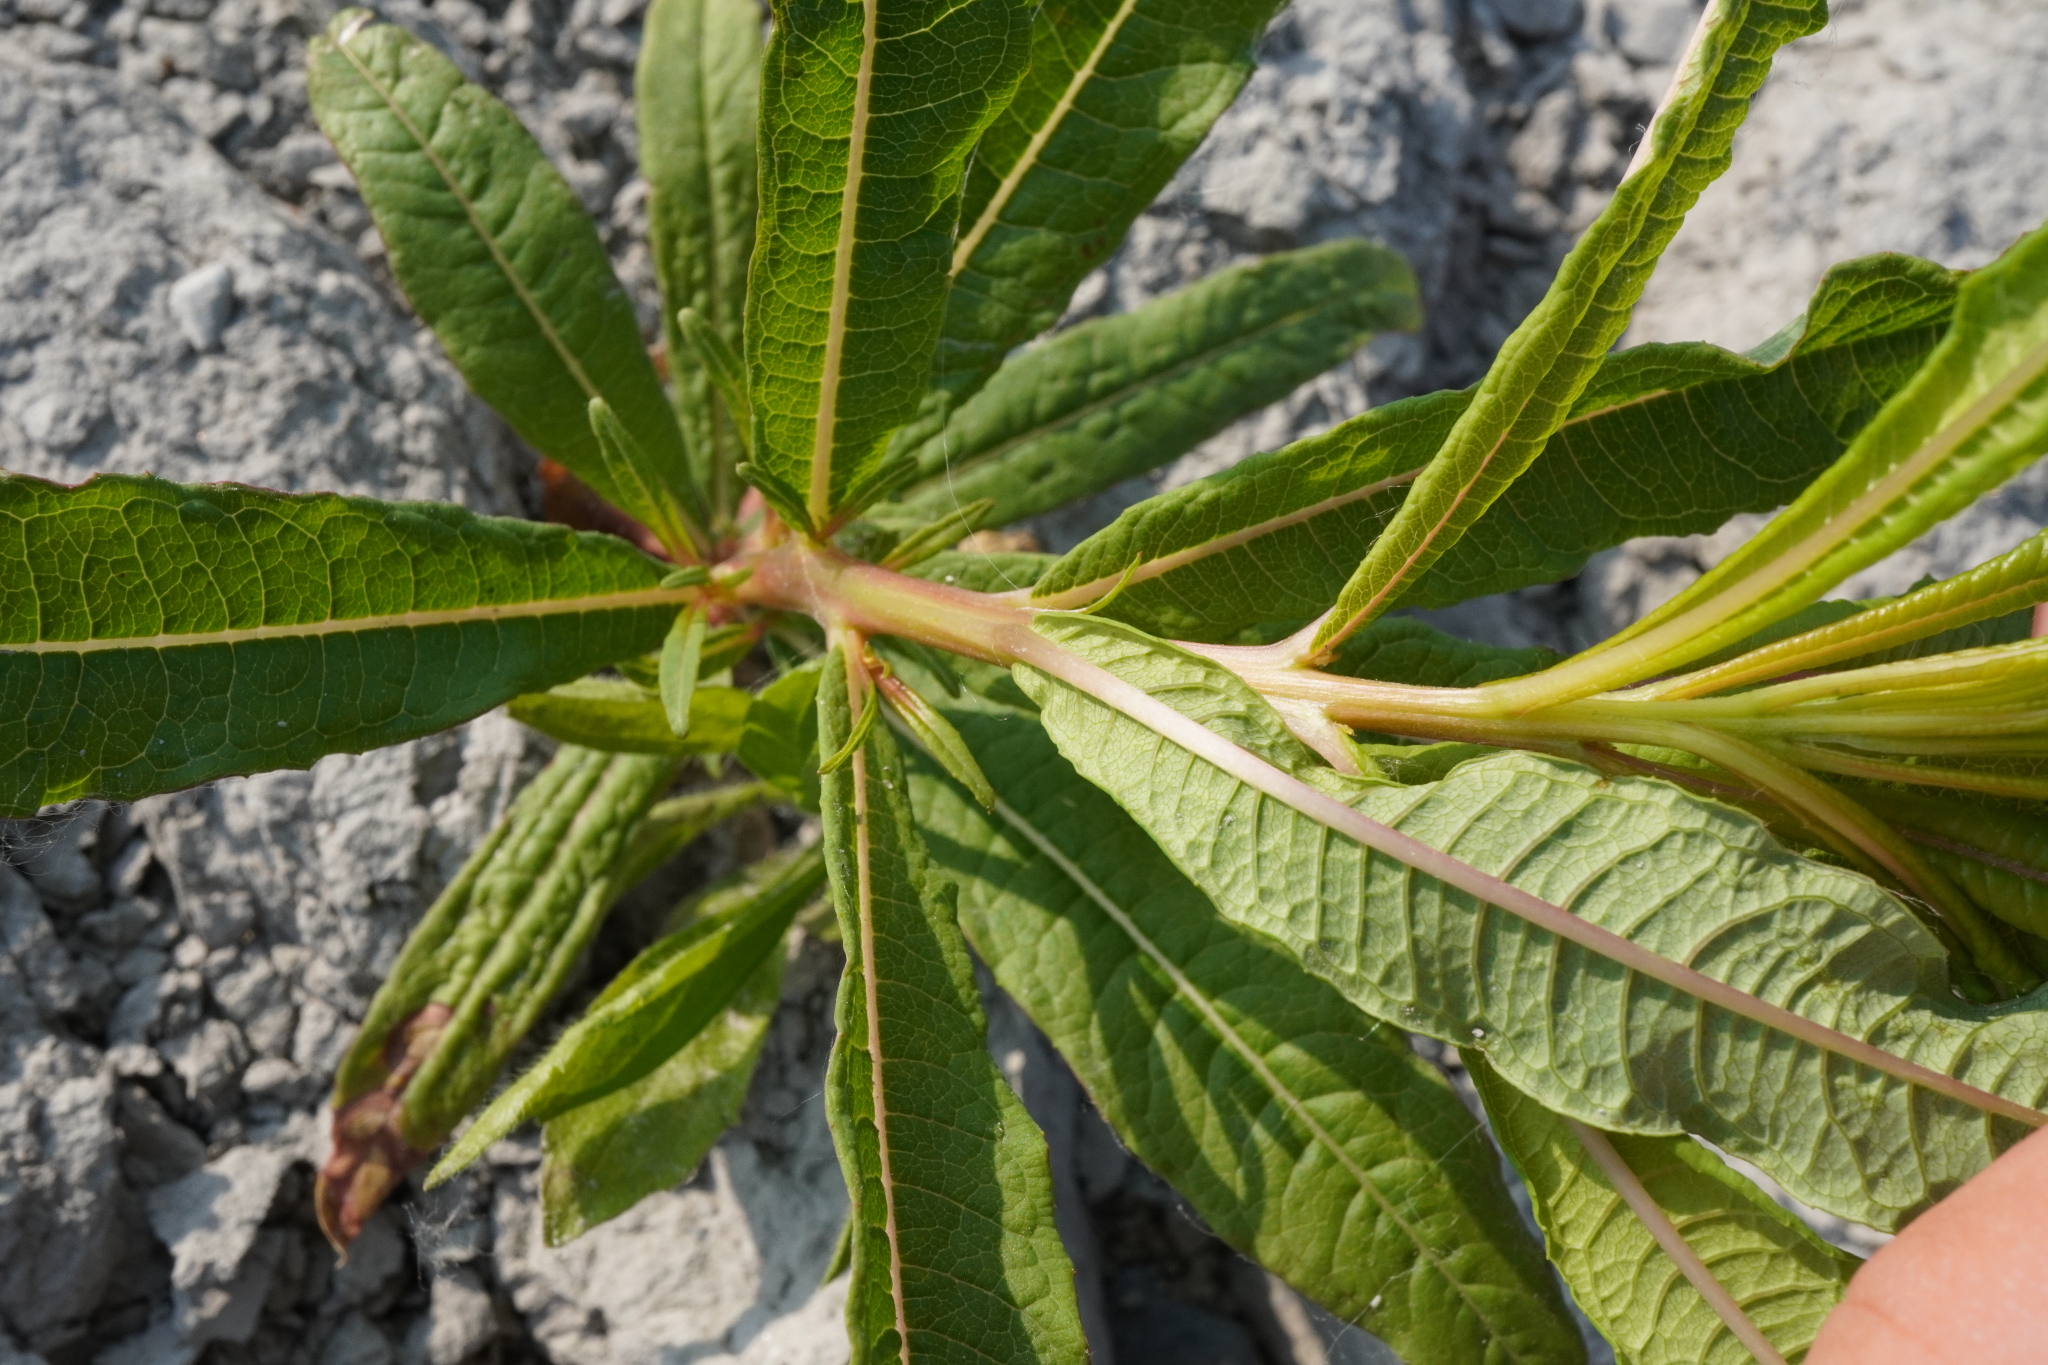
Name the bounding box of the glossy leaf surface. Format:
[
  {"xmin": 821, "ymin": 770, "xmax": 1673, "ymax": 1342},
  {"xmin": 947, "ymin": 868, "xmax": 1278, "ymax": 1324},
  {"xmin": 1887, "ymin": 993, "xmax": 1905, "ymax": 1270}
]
[
  {"xmin": 1316, "ymin": 0, "xmax": 1827, "ymax": 652},
  {"xmin": 890, "ymin": 241, "xmax": 1418, "ymax": 529},
  {"xmin": 0, "ymin": 474, "xmax": 676, "ymax": 816},
  {"xmin": 1016, "ymin": 615, "xmax": 2048, "ymax": 1233},
  {"xmin": 815, "ymin": 648, "xmax": 1086, "ymax": 1363},
  {"xmin": 508, "ymin": 678, "xmax": 751, "ymax": 755},
  {"xmin": 746, "ymin": 0, "xmax": 1034, "ymax": 529},
  {"xmin": 1473, "ymin": 1058, "xmax": 1859, "ymax": 1365},
  {"xmin": 932, "ymin": 0, "xmax": 1286, "ymax": 412},
  {"xmin": 308, "ymin": 11, "xmax": 704, "ymax": 540},
  {"xmin": 1036, "ymin": 256, "xmax": 1954, "ymax": 636},
  {"xmin": 902, "ymin": 659, "xmax": 1585, "ymax": 1365},
  {"xmin": 638, "ymin": 0, "xmax": 761, "ymax": 517}
]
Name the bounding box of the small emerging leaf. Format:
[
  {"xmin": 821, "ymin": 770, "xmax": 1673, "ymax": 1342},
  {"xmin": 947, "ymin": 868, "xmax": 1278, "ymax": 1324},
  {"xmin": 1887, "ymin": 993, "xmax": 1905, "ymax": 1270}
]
[
  {"xmin": 737, "ymin": 662, "xmax": 823, "ymax": 810},
  {"xmin": 878, "ymin": 674, "xmax": 994, "ymax": 809},
  {"xmin": 679, "ymin": 306, "xmax": 754, "ymax": 455},
  {"xmin": 508, "ymin": 678, "xmax": 750, "ymax": 755},
  {"xmin": 659, "ymin": 606, "xmax": 708, "ymax": 736}
]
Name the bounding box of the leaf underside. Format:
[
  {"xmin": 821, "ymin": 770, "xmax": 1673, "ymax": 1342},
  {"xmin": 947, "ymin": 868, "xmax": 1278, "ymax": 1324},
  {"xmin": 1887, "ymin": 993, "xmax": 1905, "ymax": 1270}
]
[
  {"xmin": 901, "ymin": 656, "xmax": 1586, "ymax": 1365},
  {"xmin": 1017, "ymin": 615, "xmax": 2048, "ymax": 1234},
  {"xmin": 1474, "ymin": 1057, "xmax": 1860, "ymax": 1365}
]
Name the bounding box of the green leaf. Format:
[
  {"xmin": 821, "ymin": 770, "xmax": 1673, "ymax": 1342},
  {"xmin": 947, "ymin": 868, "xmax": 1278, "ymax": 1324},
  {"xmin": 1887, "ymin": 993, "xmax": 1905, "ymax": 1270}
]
[
  {"xmin": 638, "ymin": 0, "xmax": 761, "ymax": 519},
  {"xmin": 1313, "ymin": 0, "xmax": 1827, "ymax": 653},
  {"xmin": 737, "ymin": 662, "xmax": 823, "ymax": 810},
  {"xmin": 906, "ymin": 550, "xmax": 1056, "ymax": 594},
  {"xmin": 541, "ymin": 943, "xmax": 782, "ymax": 1243},
  {"xmin": 508, "ymin": 678, "xmax": 751, "ymax": 755},
  {"xmin": 744, "ymin": 0, "xmax": 1035, "ymax": 531},
  {"xmin": 678, "ymin": 306, "xmax": 755, "ymax": 460},
  {"xmin": 610, "ymin": 780, "xmax": 779, "ymax": 894},
  {"xmin": 308, "ymin": 11, "xmax": 705, "ymax": 543},
  {"xmin": 1471, "ymin": 1057, "xmax": 1860, "ymax": 1365},
  {"xmin": 320, "ymin": 743, "xmax": 680, "ymax": 1239},
  {"xmin": 0, "ymin": 473, "xmax": 678, "ymax": 817},
  {"xmin": 900, "ymin": 660, "xmax": 1586, "ymax": 1365},
  {"xmin": 1326, "ymin": 617, "xmax": 1560, "ymax": 688},
  {"xmin": 433, "ymin": 843, "xmax": 823, "ymax": 1181},
  {"xmin": 878, "ymin": 675, "xmax": 995, "ymax": 810},
  {"xmin": 929, "ymin": 0, "xmax": 1287, "ymax": 415},
  {"xmin": 815, "ymin": 646, "xmax": 1086, "ymax": 1364},
  {"xmin": 659, "ymin": 606, "xmax": 707, "ymax": 736},
  {"xmin": 889, "ymin": 242, "xmax": 1419, "ymax": 529},
  {"xmin": 1520, "ymin": 218, "xmax": 2048, "ymax": 707},
  {"xmin": 1012, "ymin": 615, "xmax": 2048, "ymax": 1234},
  {"xmin": 1849, "ymin": 788, "xmax": 2048, "ymax": 939},
  {"xmin": 589, "ymin": 398, "xmax": 700, "ymax": 561},
  {"xmin": 1034, "ymin": 254, "xmax": 1955, "ymax": 638}
]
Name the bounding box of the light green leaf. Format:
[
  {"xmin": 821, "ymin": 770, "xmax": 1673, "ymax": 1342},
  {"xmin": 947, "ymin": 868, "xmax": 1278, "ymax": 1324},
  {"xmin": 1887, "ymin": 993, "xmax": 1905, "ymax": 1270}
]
[
  {"xmin": 321, "ymin": 743, "xmax": 680, "ymax": 1239},
  {"xmin": 433, "ymin": 843, "xmax": 822, "ymax": 1181},
  {"xmin": 889, "ymin": 242, "xmax": 1418, "ymax": 529},
  {"xmin": 1472, "ymin": 1057, "xmax": 1860, "ymax": 1365},
  {"xmin": 815, "ymin": 647, "xmax": 1086, "ymax": 1364},
  {"xmin": 928, "ymin": 0, "xmax": 1286, "ymax": 416},
  {"xmin": 1035, "ymin": 254, "xmax": 1953, "ymax": 637},
  {"xmin": 900, "ymin": 659, "xmax": 1586, "ymax": 1365},
  {"xmin": 1510, "ymin": 227, "xmax": 2048, "ymax": 708},
  {"xmin": 1012, "ymin": 614, "xmax": 2048, "ymax": 1234},
  {"xmin": 508, "ymin": 678, "xmax": 751, "ymax": 755},
  {"xmin": 1848, "ymin": 788, "xmax": 2048, "ymax": 940},
  {"xmin": 541, "ymin": 944, "xmax": 782, "ymax": 1244},
  {"xmin": 906, "ymin": 550, "xmax": 1056, "ymax": 594},
  {"xmin": 737, "ymin": 662, "xmax": 823, "ymax": 810},
  {"xmin": 0, "ymin": 473, "xmax": 678, "ymax": 817},
  {"xmin": 659, "ymin": 605, "xmax": 707, "ymax": 736},
  {"xmin": 638, "ymin": 0, "xmax": 761, "ymax": 519},
  {"xmin": 1312, "ymin": 0, "xmax": 1827, "ymax": 653},
  {"xmin": 308, "ymin": 11, "xmax": 705, "ymax": 543},
  {"xmin": 744, "ymin": 0, "xmax": 1035, "ymax": 531}
]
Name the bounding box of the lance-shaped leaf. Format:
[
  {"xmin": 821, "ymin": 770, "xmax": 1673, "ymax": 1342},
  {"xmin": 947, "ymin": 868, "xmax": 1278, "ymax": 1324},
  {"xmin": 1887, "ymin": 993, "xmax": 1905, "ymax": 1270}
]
[
  {"xmin": 815, "ymin": 647, "xmax": 1087, "ymax": 1363},
  {"xmin": 1033, "ymin": 254, "xmax": 1955, "ymax": 637},
  {"xmin": 737, "ymin": 661, "xmax": 823, "ymax": 810},
  {"xmin": 639, "ymin": 0, "xmax": 760, "ymax": 519},
  {"xmin": 0, "ymin": 473, "xmax": 679, "ymax": 817},
  {"xmin": 508, "ymin": 678, "xmax": 752, "ymax": 756},
  {"xmin": 1847, "ymin": 788, "xmax": 2048, "ymax": 940},
  {"xmin": 1471, "ymin": 1057, "xmax": 1860, "ymax": 1365},
  {"xmin": 308, "ymin": 12, "xmax": 706, "ymax": 543},
  {"xmin": 541, "ymin": 943, "xmax": 783, "ymax": 1244},
  {"xmin": 1516, "ymin": 217, "xmax": 2048, "ymax": 708},
  {"xmin": 744, "ymin": 0, "xmax": 1034, "ymax": 531},
  {"xmin": 1304, "ymin": 0, "xmax": 1825, "ymax": 654},
  {"xmin": 899, "ymin": 659, "xmax": 1586, "ymax": 1365},
  {"xmin": 319, "ymin": 744, "xmax": 681, "ymax": 1243},
  {"xmin": 929, "ymin": 0, "xmax": 1286, "ymax": 416},
  {"xmin": 884, "ymin": 241, "xmax": 1419, "ymax": 530},
  {"xmin": 1326, "ymin": 617, "xmax": 1560, "ymax": 689},
  {"xmin": 434, "ymin": 843, "xmax": 823, "ymax": 1180},
  {"xmin": 1010, "ymin": 615, "xmax": 2048, "ymax": 1234}
]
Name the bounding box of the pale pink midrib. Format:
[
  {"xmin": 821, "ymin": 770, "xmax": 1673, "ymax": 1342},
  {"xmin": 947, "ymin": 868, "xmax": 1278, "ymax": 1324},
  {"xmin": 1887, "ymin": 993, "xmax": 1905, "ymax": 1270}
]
[{"xmin": 3, "ymin": 586, "xmax": 692, "ymax": 655}]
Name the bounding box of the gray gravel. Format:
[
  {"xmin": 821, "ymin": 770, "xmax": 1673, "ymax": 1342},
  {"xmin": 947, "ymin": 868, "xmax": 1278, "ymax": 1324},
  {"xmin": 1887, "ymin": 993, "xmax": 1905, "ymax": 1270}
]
[{"xmin": 5, "ymin": 0, "xmax": 2048, "ymax": 1362}]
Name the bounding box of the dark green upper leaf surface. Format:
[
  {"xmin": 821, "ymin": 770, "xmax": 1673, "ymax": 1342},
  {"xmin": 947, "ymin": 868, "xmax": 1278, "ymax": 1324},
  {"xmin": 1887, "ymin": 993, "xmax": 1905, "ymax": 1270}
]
[
  {"xmin": 1473, "ymin": 1058, "xmax": 1858, "ymax": 1365},
  {"xmin": 309, "ymin": 12, "xmax": 704, "ymax": 538},
  {"xmin": 746, "ymin": 0, "xmax": 1035, "ymax": 530},
  {"xmin": 889, "ymin": 241, "xmax": 1419, "ymax": 530},
  {"xmin": 1017, "ymin": 615, "xmax": 2048, "ymax": 1233},
  {"xmin": 0, "ymin": 474, "xmax": 675, "ymax": 815},
  {"xmin": 931, "ymin": 0, "xmax": 1286, "ymax": 413},
  {"xmin": 638, "ymin": 0, "xmax": 760, "ymax": 518},
  {"xmin": 814, "ymin": 649, "xmax": 1086, "ymax": 1363},
  {"xmin": 1317, "ymin": 0, "xmax": 1828, "ymax": 650},
  {"xmin": 1327, "ymin": 617, "xmax": 1560, "ymax": 688},
  {"xmin": 1036, "ymin": 254, "xmax": 1958, "ymax": 638},
  {"xmin": 901, "ymin": 659, "xmax": 1584, "ymax": 1365}
]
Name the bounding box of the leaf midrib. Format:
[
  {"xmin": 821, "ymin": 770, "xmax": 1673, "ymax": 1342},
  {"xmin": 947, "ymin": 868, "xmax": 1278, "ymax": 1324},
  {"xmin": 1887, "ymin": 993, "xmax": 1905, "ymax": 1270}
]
[
  {"xmin": 809, "ymin": 0, "xmax": 883, "ymax": 526},
  {"xmin": 949, "ymin": 0, "xmax": 1142, "ymax": 279},
  {"xmin": 2, "ymin": 585, "xmax": 690, "ymax": 654},
  {"xmin": 334, "ymin": 27, "xmax": 604, "ymax": 408},
  {"xmin": 984, "ymin": 791, "xmax": 1548, "ymax": 1364}
]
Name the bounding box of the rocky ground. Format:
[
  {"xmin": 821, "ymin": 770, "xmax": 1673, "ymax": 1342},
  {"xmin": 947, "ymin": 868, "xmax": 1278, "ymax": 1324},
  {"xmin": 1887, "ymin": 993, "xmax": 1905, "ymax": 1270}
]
[{"xmin": 4, "ymin": 0, "xmax": 2048, "ymax": 1363}]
